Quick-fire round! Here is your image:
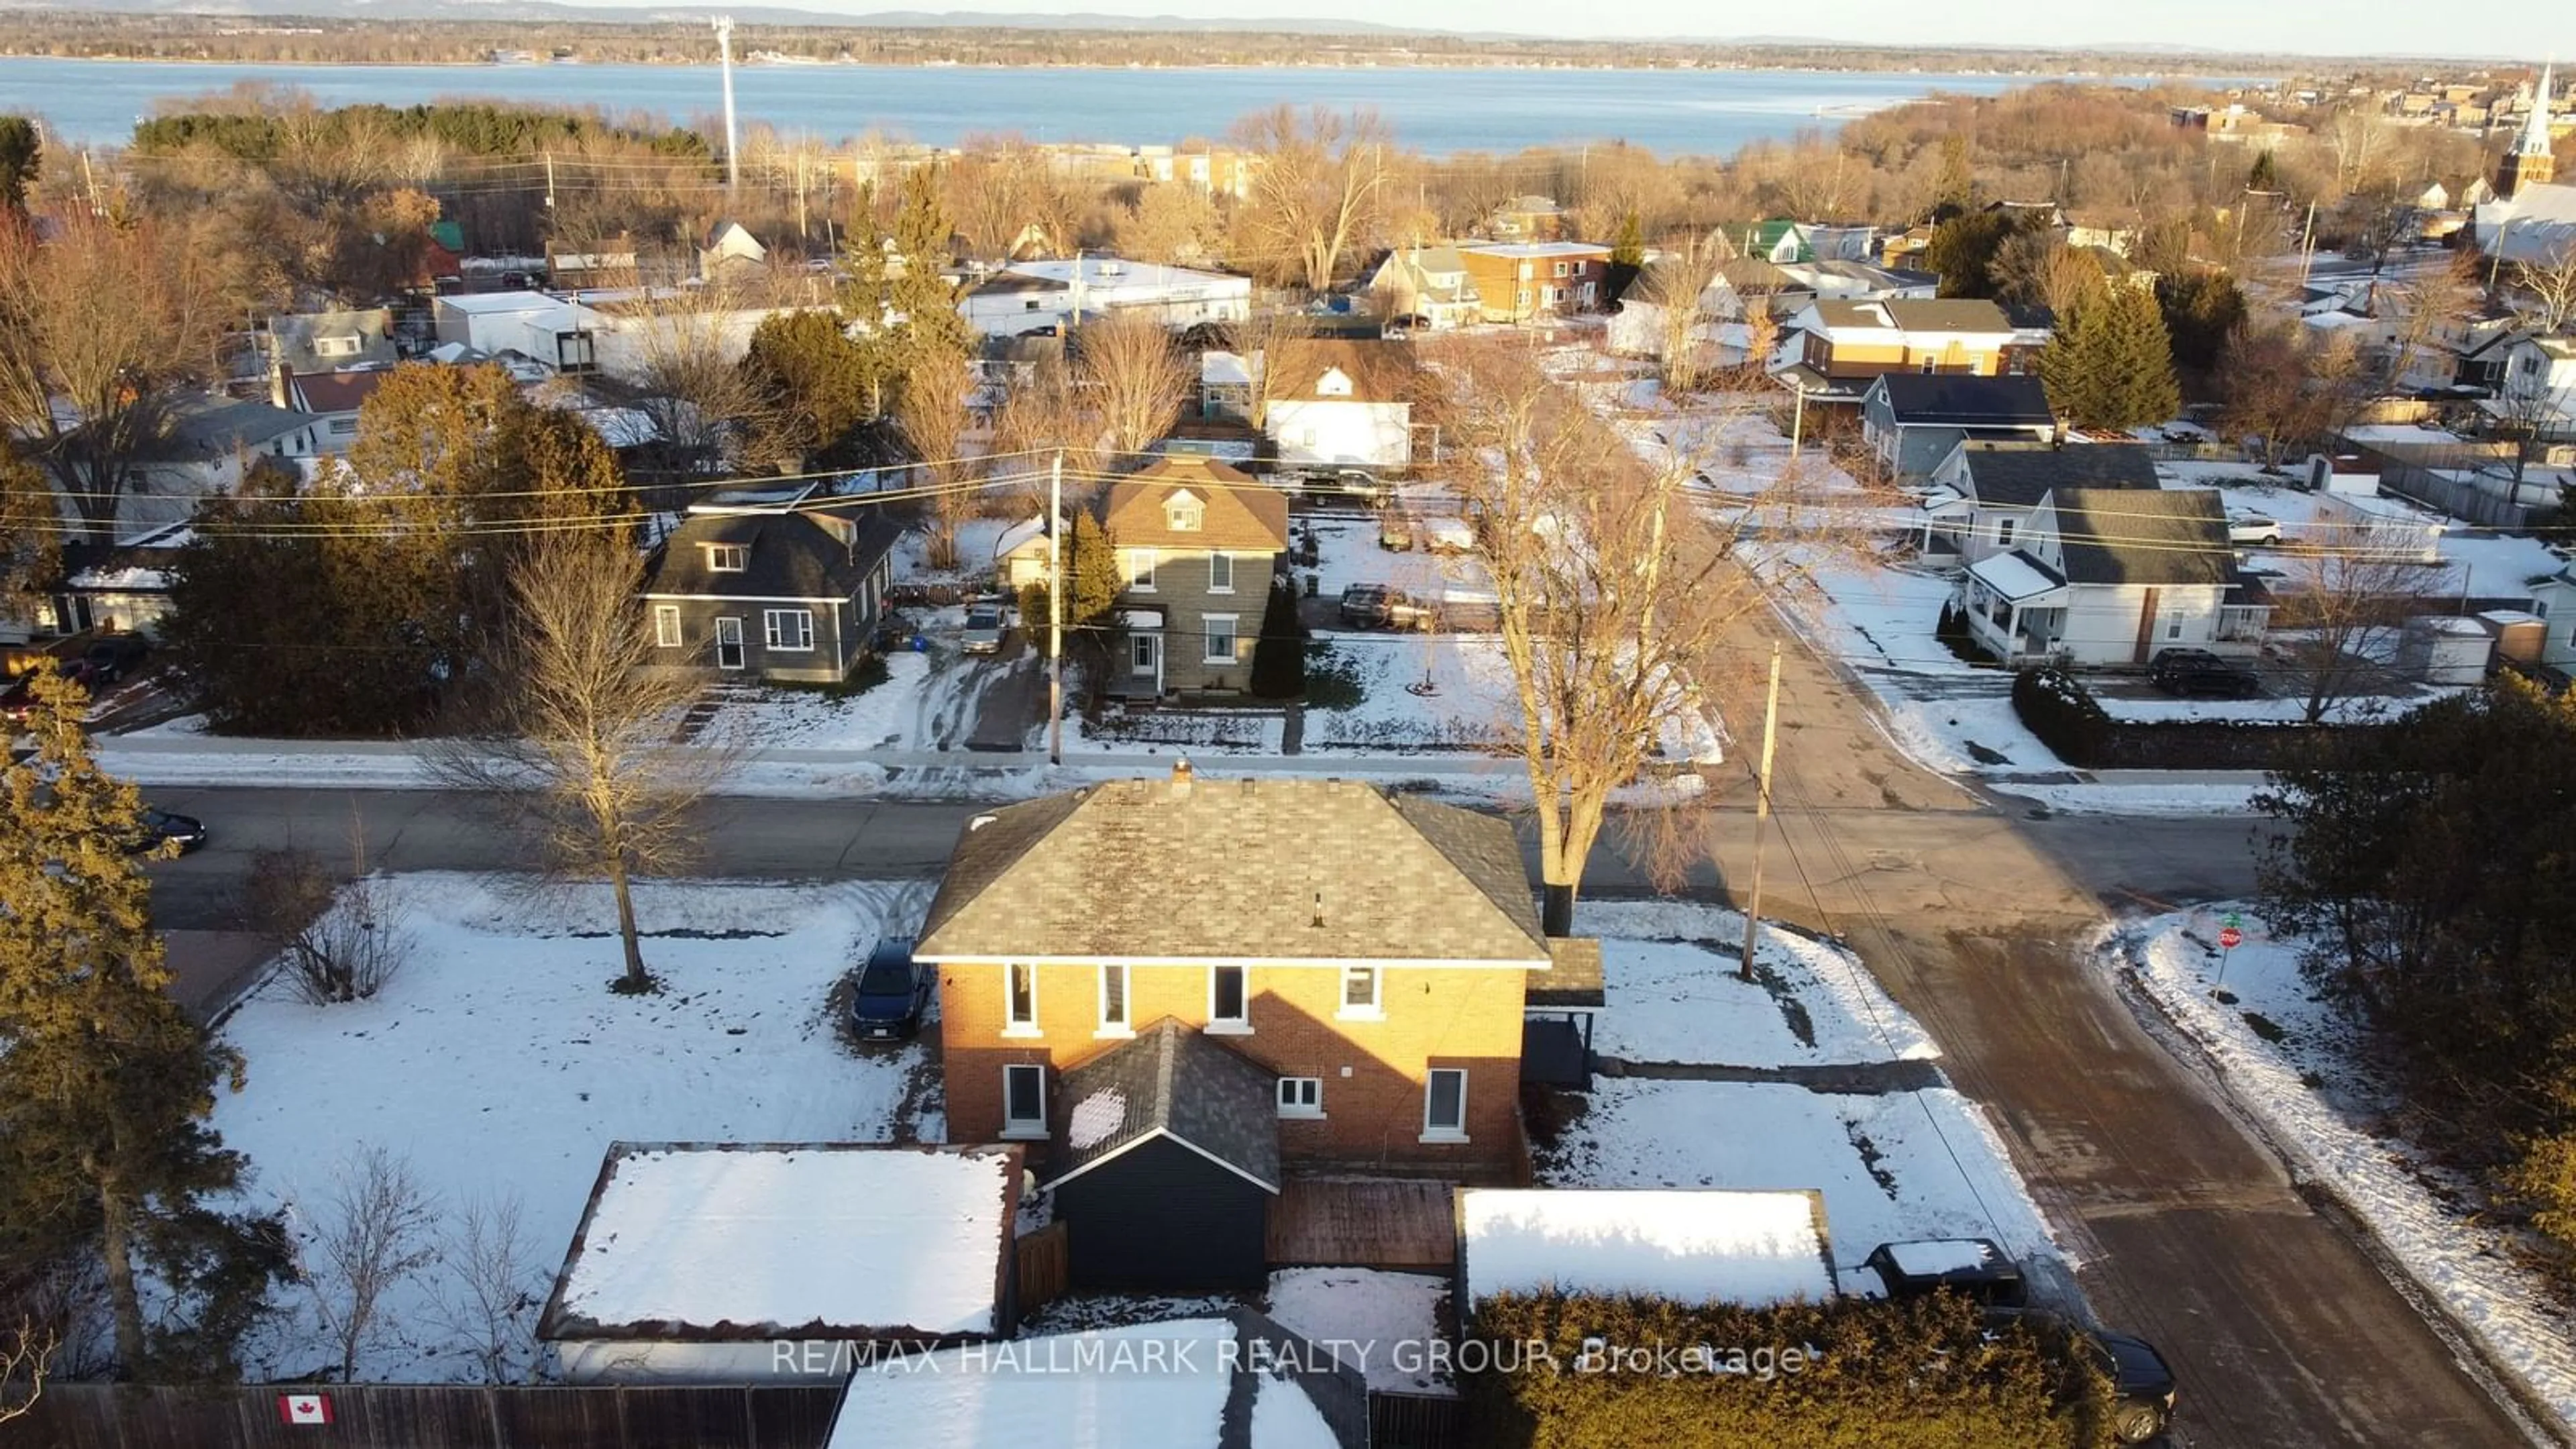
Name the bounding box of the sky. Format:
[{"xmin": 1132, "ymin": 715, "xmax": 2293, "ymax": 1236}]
[{"xmin": 688, "ymin": 2, "xmax": 2573, "ymax": 60}]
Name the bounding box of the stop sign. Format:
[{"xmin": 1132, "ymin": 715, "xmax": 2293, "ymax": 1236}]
[{"xmin": 2218, "ymin": 926, "xmax": 2243, "ymax": 949}]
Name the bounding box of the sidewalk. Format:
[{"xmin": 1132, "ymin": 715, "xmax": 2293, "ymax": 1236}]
[{"xmin": 95, "ymin": 732, "xmax": 1527, "ymax": 797}]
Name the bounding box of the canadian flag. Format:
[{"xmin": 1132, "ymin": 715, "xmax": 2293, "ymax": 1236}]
[{"xmin": 278, "ymin": 1393, "xmax": 334, "ymax": 1426}]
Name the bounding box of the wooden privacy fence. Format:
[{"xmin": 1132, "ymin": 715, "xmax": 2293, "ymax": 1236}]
[
  {"xmin": 1015, "ymin": 1222, "xmax": 1071, "ymax": 1313},
  {"xmin": 17, "ymin": 1381, "xmax": 846, "ymax": 1449},
  {"xmin": 1369, "ymin": 1389, "xmax": 1466, "ymax": 1448}
]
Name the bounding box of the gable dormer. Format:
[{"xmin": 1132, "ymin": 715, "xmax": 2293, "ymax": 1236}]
[
  {"xmin": 1314, "ymin": 366, "xmax": 1354, "ymax": 398},
  {"xmin": 1163, "ymin": 490, "xmax": 1205, "ymax": 533}
]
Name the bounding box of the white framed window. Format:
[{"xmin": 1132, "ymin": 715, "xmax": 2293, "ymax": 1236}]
[
  {"xmin": 1208, "ymin": 965, "xmax": 1250, "ymax": 1032},
  {"xmin": 1131, "ymin": 633, "xmax": 1159, "ymax": 675},
  {"xmin": 1097, "ymin": 964, "xmax": 1130, "ymax": 1036},
  {"xmin": 652, "ymin": 606, "xmax": 682, "ymax": 649},
  {"xmin": 1004, "ymin": 963, "xmax": 1038, "ymax": 1036},
  {"xmin": 1339, "ymin": 966, "xmax": 1382, "ymax": 1020},
  {"xmin": 1552, "ymin": 261, "xmax": 1570, "ymax": 278},
  {"xmin": 763, "ymin": 608, "xmax": 814, "ymax": 651},
  {"xmin": 706, "ymin": 543, "xmax": 749, "ymax": 572},
  {"xmin": 2165, "ymin": 616, "xmax": 2186, "ymax": 641},
  {"xmin": 1277, "ymin": 1077, "xmax": 1324, "ymax": 1119},
  {"xmin": 1002, "ymin": 1064, "xmax": 1047, "ymax": 1139},
  {"xmin": 313, "ymin": 334, "xmax": 362, "ymax": 358},
  {"xmin": 1126, "ymin": 550, "xmax": 1158, "ymax": 591},
  {"xmin": 1166, "ymin": 500, "xmax": 1204, "ymax": 531},
  {"xmin": 1203, "ymin": 614, "xmax": 1239, "ymax": 665},
  {"xmin": 1207, "ymin": 551, "xmax": 1234, "ymax": 593},
  {"xmin": 1422, "ymin": 1068, "xmax": 1468, "ymax": 1142},
  {"xmin": 1995, "ymin": 518, "xmax": 2015, "ymax": 547}
]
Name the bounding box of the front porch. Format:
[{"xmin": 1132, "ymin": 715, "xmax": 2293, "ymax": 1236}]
[{"xmin": 1960, "ymin": 551, "xmax": 2069, "ymax": 663}]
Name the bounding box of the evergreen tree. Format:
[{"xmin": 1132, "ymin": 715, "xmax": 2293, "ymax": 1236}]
[
  {"xmin": 740, "ymin": 308, "xmax": 880, "ymax": 447},
  {"xmin": 2153, "ymin": 269, "xmax": 2248, "ymax": 376},
  {"xmin": 1249, "ymin": 575, "xmax": 1307, "ymax": 699},
  {"xmin": 0, "ymin": 116, "xmax": 36, "ymax": 214},
  {"xmin": 0, "ymin": 670, "xmax": 289, "ymax": 1379},
  {"xmin": 2247, "ymin": 149, "xmax": 2279, "ymax": 192},
  {"xmin": 2037, "ymin": 284, "xmax": 2182, "ymax": 431},
  {"xmin": 1011, "ymin": 511, "xmax": 1122, "ymax": 649},
  {"xmin": 1610, "ymin": 212, "xmax": 1645, "ymax": 268},
  {"xmin": 1932, "ymin": 133, "xmax": 1976, "ymax": 219},
  {"xmin": 1923, "ymin": 211, "xmax": 2022, "ymax": 299}
]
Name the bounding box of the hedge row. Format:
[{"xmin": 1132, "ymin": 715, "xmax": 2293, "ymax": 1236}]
[
  {"xmin": 2009, "ymin": 665, "xmax": 2379, "ymax": 770},
  {"xmin": 1462, "ymin": 1291, "xmax": 2118, "ymax": 1449}
]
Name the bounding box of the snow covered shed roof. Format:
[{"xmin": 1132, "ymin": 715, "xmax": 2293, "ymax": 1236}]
[
  {"xmin": 537, "ymin": 1142, "xmax": 1023, "ymax": 1344},
  {"xmin": 1457, "ymin": 1187, "xmax": 1835, "ymax": 1309},
  {"xmin": 823, "ymin": 1313, "xmax": 1356, "ymax": 1449}
]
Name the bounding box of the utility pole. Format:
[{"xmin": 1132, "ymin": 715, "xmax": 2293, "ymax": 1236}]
[
  {"xmin": 1047, "ymin": 451, "xmax": 1066, "ymax": 766},
  {"xmin": 1738, "ymin": 642, "xmax": 1782, "ymax": 983},
  {"xmin": 2296, "ymin": 198, "xmax": 2318, "ymax": 286},
  {"xmin": 795, "ymin": 150, "xmax": 809, "ymax": 242},
  {"xmin": 1788, "ymin": 381, "xmax": 1808, "ymax": 458},
  {"xmin": 713, "ymin": 16, "xmax": 741, "ymax": 193},
  {"xmin": 543, "ymin": 151, "xmax": 555, "ymax": 211}
]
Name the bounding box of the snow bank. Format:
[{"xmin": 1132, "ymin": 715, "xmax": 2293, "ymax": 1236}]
[
  {"xmin": 1460, "ymin": 1188, "xmax": 1833, "ymax": 1307},
  {"xmin": 2107, "ymin": 908, "xmax": 2576, "ymax": 1436}
]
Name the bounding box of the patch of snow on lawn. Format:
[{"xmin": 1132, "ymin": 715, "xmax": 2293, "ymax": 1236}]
[
  {"xmin": 824, "ymin": 1320, "xmax": 1237, "ymax": 1449},
  {"xmin": 1265, "ymin": 1269, "xmax": 1450, "ymax": 1393},
  {"xmin": 700, "ymin": 649, "xmax": 941, "ymax": 750},
  {"xmin": 1250, "ymin": 1373, "xmax": 1344, "ymax": 1448},
  {"xmin": 2106, "ymin": 906, "xmax": 2576, "ymax": 1436},
  {"xmin": 1302, "ymin": 631, "xmax": 1518, "ymax": 754},
  {"xmin": 1542, "ymin": 1080, "xmax": 2058, "ymax": 1269},
  {"xmin": 214, "ymin": 873, "xmax": 935, "ymax": 1382},
  {"xmin": 1460, "ymin": 1187, "xmax": 1833, "ymax": 1307},
  {"xmin": 1574, "ymin": 900, "xmax": 1935, "ymax": 1066}
]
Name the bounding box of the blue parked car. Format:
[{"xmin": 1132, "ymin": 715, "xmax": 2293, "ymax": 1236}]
[{"xmin": 847, "ymin": 937, "xmax": 931, "ymax": 1040}]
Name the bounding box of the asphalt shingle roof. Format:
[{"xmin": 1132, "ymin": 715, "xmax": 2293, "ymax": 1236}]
[
  {"xmin": 1044, "ymin": 1018, "xmax": 1281, "ymax": 1193},
  {"xmin": 916, "ymin": 772, "xmax": 1548, "ymax": 964},
  {"xmin": 643, "ymin": 509, "xmax": 902, "ymax": 602},
  {"xmin": 1957, "ymin": 443, "xmax": 2160, "ymax": 509},
  {"xmin": 1102, "ymin": 458, "xmax": 1289, "ymax": 553},
  {"xmin": 2049, "ymin": 486, "xmax": 2239, "ymax": 588},
  {"xmin": 1871, "ymin": 373, "xmax": 2054, "ymax": 427},
  {"xmin": 1274, "ymin": 339, "xmax": 1416, "ymax": 404}
]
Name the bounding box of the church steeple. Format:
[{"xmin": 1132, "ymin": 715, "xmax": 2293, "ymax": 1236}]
[{"xmin": 2500, "ymin": 62, "xmax": 2559, "ymax": 197}]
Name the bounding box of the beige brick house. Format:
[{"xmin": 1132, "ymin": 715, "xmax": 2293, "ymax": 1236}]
[
  {"xmin": 916, "ymin": 764, "xmax": 1595, "ymax": 1179},
  {"xmin": 1099, "ymin": 456, "xmax": 1287, "ymax": 698}
]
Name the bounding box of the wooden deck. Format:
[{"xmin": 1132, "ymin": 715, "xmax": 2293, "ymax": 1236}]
[{"xmin": 1267, "ymin": 1178, "xmax": 1457, "ymax": 1269}]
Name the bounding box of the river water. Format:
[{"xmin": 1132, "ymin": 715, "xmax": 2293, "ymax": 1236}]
[{"xmin": 0, "ymin": 56, "xmax": 2239, "ymax": 154}]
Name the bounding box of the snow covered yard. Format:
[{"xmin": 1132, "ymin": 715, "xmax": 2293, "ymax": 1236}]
[
  {"xmin": 1263, "ymin": 1269, "xmax": 1451, "ymax": 1394},
  {"xmin": 1577, "ymin": 901, "xmax": 1933, "ymax": 1067},
  {"xmin": 210, "ymin": 873, "xmax": 940, "ymax": 1383},
  {"xmin": 2101, "ymin": 907, "xmax": 2576, "ymax": 1436},
  {"xmin": 1289, "ymin": 516, "xmax": 1490, "ymax": 606},
  {"xmin": 1301, "ymin": 631, "xmax": 1518, "ymax": 754},
  {"xmin": 1537, "ymin": 900, "xmax": 2062, "ymax": 1285}
]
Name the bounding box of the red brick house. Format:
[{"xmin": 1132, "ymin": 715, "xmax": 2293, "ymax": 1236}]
[{"xmin": 916, "ymin": 764, "xmax": 1595, "ymax": 1183}]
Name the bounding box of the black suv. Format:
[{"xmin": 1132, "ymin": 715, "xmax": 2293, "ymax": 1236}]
[
  {"xmin": 1861, "ymin": 1239, "xmax": 2176, "ymax": 1444},
  {"xmin": 2149, "ymin": 648, "xmax": 2259, "ymax": 699}
]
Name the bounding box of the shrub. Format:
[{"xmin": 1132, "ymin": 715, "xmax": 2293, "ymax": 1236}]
[
  {"xmin": 2010, "ymin": 665, "xmax": 2112, "ymax": 767},
  {"xmin": 1935, "ymin": 602, "xmax": 1987, "ymax": 665},
  {"xmin": 245, "ymin": 850, "xmax": 412, "ymax": 1004},
  {"xmin": 1464, "ymin": 1290, "xmax": 2117, "ymax": 1449},
  {"xmin": 1250, "ymin": 578, "xmax": 1307, "ymax": 700}
]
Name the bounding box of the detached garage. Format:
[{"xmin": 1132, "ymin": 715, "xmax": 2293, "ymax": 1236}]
[{"xmin": 1044, "ymin": 1019, "xmax": 1281, "ymax": 1292}]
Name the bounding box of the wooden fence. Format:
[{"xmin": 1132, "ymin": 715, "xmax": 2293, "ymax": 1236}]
[
  {"xmin": 2379, "ymin": 458, "xmax": 2545, "ymax": 531},
  {"xmin": 1014, "ymin": 1222, "xmax": 1071, "ymax": 1313},
  {"xmin": 17, "ymin": 1382, "xmax": 847, "ymax": 1449},
  {"xmin": 1369, "ymin": 1389, "xmax": 1466, "ymax": 1448}
]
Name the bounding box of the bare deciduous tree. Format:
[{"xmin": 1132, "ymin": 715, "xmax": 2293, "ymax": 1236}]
[
  {"xmin": 0, "ymin": 1315, "xmax": 54, "ymax": 1426},
  {"xmin": 1638, "ymin": 235, "xmax": 1729, "ymax": 392},
  {"xmin": 244, "ymin": 841, "xmax": 413, "ymax": 1005},
  {"xmin": 1430, "ymin": 335, "xmax": 1829, "ymax": 936},
  {"xmin": 2273, "ymin": 523, "xmax": 2447, "ymax": 724},
  {"xmin": 1075, "ymin": 311, "xmax": 1191, "ymax": 462},
  {"xmin": 1232, "ymin": 106, "xmax": 1391, "ymax": 293},
  {"xmin": 0, "ymin": 211, "xmax": 219, "ymax": 539},
  {"xmin": 1222, "ymin": 307, "xmax": 1318, "ymax": 433},
  {"xmin": 2510, "ymin": 241, "xmax": 2576, "ymax": 333},
  {"xmin": 896, "ymin": 353, "xmax": 977, "ymax": 572},
  {"xmin": 433, "ymin": 1191, "xmax": 541, "ymax": 1385},
  {"xmin": 426, "ymin": 533, "xmax": 733, "ymax": 993},
  {"xmin": 608, "ymin": 282, "xmax": 777, "ymax": 479},
  {"xmin": 299, "ymin": 1146, "xmax": 439, "ymax": 1385},
  {"xmin": 1113, "ymin": 183, "xmax": 1220, "ymax": 268}
]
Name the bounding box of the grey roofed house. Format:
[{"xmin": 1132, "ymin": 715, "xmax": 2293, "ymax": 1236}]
[
  {"xmin": 914, "ymin": 773, "xmax": 1548, "ymax": 966},
  {"xmin": 2047, "ymin": 487, "xmax": 2239, "ymax": 586},
  {"xmin": 1045, "ymin": 1018, "xmax": 1281, "ymax": 1193},
  {"xmin": 142, "ymin": 396, "xmax": 318, "ymax": 462},
  {"xmin": 268, "ymin": 308, "xmax": 397, "ymax": 374},
  {"xmin": 645, "ymin": 508, "xmax": 902, "ymax": 600},
  {"xmin": 1955, "ymin": 443, "xmax": 2160, "ymax": 508},
  {"xmin": 1870, "ymin": 373, "xmax": 2054, "ymax": 428}
]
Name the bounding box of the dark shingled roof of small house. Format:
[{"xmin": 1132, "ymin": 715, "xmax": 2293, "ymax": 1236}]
[
  {"xmin": 1044, "ymin": 1019, "xmax": 1281, "ymax": 1194},
  {"xmin": 1957, "ymin": 443, "xmax": 2161, "ymax": 508}
]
